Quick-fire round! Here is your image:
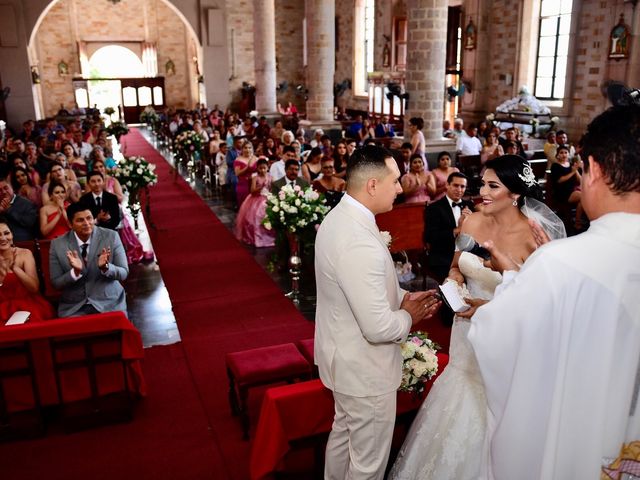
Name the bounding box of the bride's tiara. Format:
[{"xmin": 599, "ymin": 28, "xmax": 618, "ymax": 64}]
[{"xmin": 518, "ymin": 164, "xmax": 538, "ymax": 188}]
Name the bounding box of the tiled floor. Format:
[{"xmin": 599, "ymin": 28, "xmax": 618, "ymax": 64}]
[{"xmin": 125, "ymin": 129, "xmax": 316, "ymax": 347}]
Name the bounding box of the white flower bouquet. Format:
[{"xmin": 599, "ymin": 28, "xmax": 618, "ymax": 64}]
[
  {"xmin": 263, "ymin": 184, "xmax": 330, "ymax": 234},
  {"xmin": 399, "ymin": 331, "xmax": 440, "ymax": 394},
  {"xmin": 140, "ymin": 108, "xmax": 160, "ymax": 127},
  {"xmin": 174, "ymin": 130, "xmax": 204, "ymax": 154},
  {"xmin": 114, "ymin": 155, "xmax": 158, "ymax": 218}
]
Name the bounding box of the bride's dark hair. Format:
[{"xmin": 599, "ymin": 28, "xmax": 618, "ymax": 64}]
[{"xmin": 484, "ymin": 155, "xmax": 544, "ymax": 207}]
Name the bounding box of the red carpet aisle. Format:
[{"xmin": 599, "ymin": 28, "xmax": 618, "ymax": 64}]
[
  {"xmin": 0, "ymin": 129, "xmax": 313, "ymax": 480},
  {"xmin": 123, "ymin": 128, "xmax": 315, "ymax": 474}
]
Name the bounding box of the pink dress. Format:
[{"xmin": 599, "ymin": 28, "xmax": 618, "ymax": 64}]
[
  {"xmin": 104, "ymin": 176, "xmax": 154, "ymax": 264},
  {"xmin": 234, "ymin": 157, "xmax": 257, "ymax": 205},
  {"xmin": 401, "ymin": 173, "xmax": 431, "ymax": 203},
  {"xmin": 431, "ymin": 167, "xmax": 460, "ymax": 202},
  {"xmin": 234, "ymin": 175, "xmax": 276, "ymax": 247}
]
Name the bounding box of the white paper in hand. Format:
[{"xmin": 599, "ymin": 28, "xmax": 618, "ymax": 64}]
[
  {"xmin": 438, "ymin": 281, "xmax": 470, "ymax": 313},
  {"xmin": 5, "ymin": 311, "xmax": 31, "ymax": 325}
]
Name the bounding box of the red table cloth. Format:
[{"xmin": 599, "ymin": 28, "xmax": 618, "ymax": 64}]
[
  {"xmin": 250, "ymin": 352, "xmax": 449, "ymax": 480},
  {"xmin": 0, "ymin": 311, "xmax": 146, "ymax": 412}
]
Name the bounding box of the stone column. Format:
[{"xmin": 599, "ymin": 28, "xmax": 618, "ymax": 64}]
[
  {"xmin": 404, "ymin": 0, "xmax": 449, "ymax": 142},
  {"xmin": 305, "ymin": 0, "xmax": 339, "ymax": 128},
  {"xmin": 253, "ymin": 0, "xmax": 277, "ymax": 115}
]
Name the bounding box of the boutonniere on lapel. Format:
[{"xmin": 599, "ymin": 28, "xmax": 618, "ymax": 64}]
[{"xmin": 380, "ymin": 230, "xmax": 393, "ymax": 249}]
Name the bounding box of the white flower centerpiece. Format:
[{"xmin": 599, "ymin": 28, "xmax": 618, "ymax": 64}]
[
  {"xmin": 399, "ymin": 331, "xmax": 440, "ymax": 394},
  {"xmin": 263, "ymin": 184, "xmax": 330, "ymax": 234},
  {"xmin": 174, "ymin": 130, "xmax": 204, "ymax": 168},
  {"xmin": 114, "ymin": 155, "xmax": 158, "ymax": 227}
]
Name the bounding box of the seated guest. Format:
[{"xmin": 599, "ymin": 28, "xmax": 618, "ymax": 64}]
[
  {"xmin": 269, "ymin": 145, "xmax": 297, "ymax": 182},
  {"xmin": 480, "ymin": 130, "xmax": 504, "ymax": 164},
  {"xmin": 498, "ymin": 127, "xmax": 526, "ymax": 157},
  {"xmin": 320, "ymin": 134, "xmax": 334, "ymax": 158},
  {"xmin": 49, "ymin": 203, "xmax": 128, "ymax": 317},
  {"xmin": 429, "ymin": 151, "xmax": 460, "ymax": 202},
  {"xmin": 0, "ymin": 219, "xmax": 55, "ymax": 321},
  {"xmin": 543, "ymin": 130, "xmax": 557, "ymax": 167},
  {"xmin": 12, "ymin": 156, "xmax": 41, "ymax": 186},
  {"xmin": 503, "ymin": 140, "xmax": 523, "ymax": 158},
  {"xmin": 42, "ymin": 162, "xmax": 82, "ymax": 205},
  {"xmin": 396, "ymin": 142, "xmax": 414, "ymax": 177},
  {"xmin": 549, "ymin": 144, "xmax": 585, "ymax": 230},
  {"xmin": 271, "ymin": 159, "xmax": 309, "ymax": 194},
  {"xmin": 78, "ymin": 171, "xmax": 120, "ymax": 230},
  {"xmin": 301, "ymin": 147, "xmax": 323, "ymax": 183},
  {"xmin": 312, "ymin": 158, "xmax": 345, "ymax": 210},
  {"xmin": 91, "ymin": 160, "xmax": 124, "ymax": 203},
  {"xmin": 347, "ymin": 114, "xmax": 364, "ymax": 140},
  {"xmin": 423, "ymin": 172, "xmax": 474, "ymax": 283},
  {"xmin": 375, "ymin": 115, "xmax": 396, "ymax": 138},
  {"xmin": 456, "ymin": 124, "xmax": 483, "ymax": 156},
  {"xmin": 332, "ymin": 140, "xmax": 349, "ymax": 179},
  {"xmin": 40, "ymin": 181, "xmax": 71, "ymax": 240},
  {"xmin": 0, "ymin": 178, "xmax": 38, "ymax": 241},
  {"xmin": 401, "ymin": 154, "xmax": 434, "ymax": 204},
  {"xmin": 62, "ymin": 142, "xmax": 88, "ymax": 188},
  {"xmin": 11, "ymin": 166, "xmax": 42, "ymax": 208}
]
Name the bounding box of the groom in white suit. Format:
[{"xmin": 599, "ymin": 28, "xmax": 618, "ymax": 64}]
[{"xmin": 314, "ymin": 145, "xmax": 441, "ymax": 480}]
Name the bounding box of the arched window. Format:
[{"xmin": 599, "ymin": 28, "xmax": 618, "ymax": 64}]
[
  {"xmin": 353, "ymin": 0, "xmax": 375, "ymax": 97},
  {"xmin": 88, "ymin": 45, "xmax": 144, "ymax": 78},
  {"xmin": 534, "ymin": 0, "xmax": 573, "ymax": 100}
]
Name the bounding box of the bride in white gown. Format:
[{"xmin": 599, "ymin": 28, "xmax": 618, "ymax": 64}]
[{"xmin": 389, "ymin": 156, "xmax": 565, "ymax": 480}]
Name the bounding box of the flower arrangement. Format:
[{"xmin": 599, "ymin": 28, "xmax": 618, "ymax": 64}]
[
  {"xmin": 263, "ymin": 184, "xmax": 330, "ymax": 234},
  {"xmin": 495, "ymin": 86, "xmax": 551, "ymax": 115},
  {"xmin": 104, "ymin": 106, "xmax": 115, "ymax": 116},
  {"xmin": 106, "ymin": 120, "xmax": 129, "ymax": 141},
  {"xmin": 380, "ymin": 230, "xmax": 392, "ymax": 248},
  {"xmin": 399, "ymin": 331, "xmax": 440, "ymax": 394},
  {"xmin": 114, "ymin": 155, "xmax": 158, "ymax": 221},
  {"xmin": 140, "ymin": 108, "xmax": 160, "ymax": 126},
  {"xmin": 174, "ymin": 130, "xmax": 204, "ymax": 154}
]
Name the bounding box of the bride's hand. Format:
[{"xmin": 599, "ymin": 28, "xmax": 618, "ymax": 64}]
[{"xmin": 456, "ymin": 298, "xmax": 488, "ymax": 318}]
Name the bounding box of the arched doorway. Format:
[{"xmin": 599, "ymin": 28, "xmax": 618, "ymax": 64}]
[{"xmin": 27, "ymin": 0, "xmax": 203, "ymax": 118}]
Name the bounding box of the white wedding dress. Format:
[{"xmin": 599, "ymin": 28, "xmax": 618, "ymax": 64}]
[{"xmin": 388, "ymin": 252, "xmax": 502, "ymax": 480}]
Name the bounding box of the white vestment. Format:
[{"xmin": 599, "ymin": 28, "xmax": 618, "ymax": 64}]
[{"xmin": 468, "ymin": 212, "xmax": 640, "ymax": 479}]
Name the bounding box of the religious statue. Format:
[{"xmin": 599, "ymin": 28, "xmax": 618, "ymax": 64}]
[
  {"xmin": 609, "ymin": 14, "xmax": 630, "ymax": 59},
  {"xmin": 465, "ymin": 17, "xmax": 476, "ymax": 50},
  {"xmin": 57, "ymin": 60, "xmax": 69, "ymax": 76}
]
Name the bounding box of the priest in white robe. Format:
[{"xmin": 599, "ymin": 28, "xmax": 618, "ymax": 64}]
[{"xmin": 468, "ymin": 104, "xmax": 640, "ymax": 480}]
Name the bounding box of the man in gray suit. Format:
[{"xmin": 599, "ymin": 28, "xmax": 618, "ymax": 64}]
[
  {"xmin": 49, "ymin": 202, "xmax": 128, "ymax": 317},
  {"xmin": 270, "ymin": 159, "xmax": 309, "ymax": 194}
]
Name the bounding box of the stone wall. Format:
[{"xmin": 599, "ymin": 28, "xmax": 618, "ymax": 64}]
[
  {"xmin": 225, "ymin": 0, "xmax": 255, "ymax": 106},
  {"xmin": 33, "ymin": 0, "xmax": 194, "ymax": 117},
  {"xmin": 335, "ymin": 0, "xmax": 368, "ymax": 113},
  {"xmin": 274, "ymin": 0, "xmax": 304, "ymax": 112}
]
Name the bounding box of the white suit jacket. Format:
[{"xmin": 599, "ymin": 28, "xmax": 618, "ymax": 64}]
[{"xmin": 314, "ymin": 197, "xmax": 412, "ymax": 397}]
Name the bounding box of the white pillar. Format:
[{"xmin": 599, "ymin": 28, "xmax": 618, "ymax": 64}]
[
  {"xmin": 404, "ymin": 0, "xmax": 448, "ymax": 141},
  {"xmin": 253, "ymin": 0, "xmax": 277, "ymax": 114},
  {"xmin": 305, "ymin": 0, "xmax": 336, "ymax": 125}
]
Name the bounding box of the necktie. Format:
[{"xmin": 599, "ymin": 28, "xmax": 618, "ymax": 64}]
[
  {"xmin": 289, "ymin": 181, "xmax": 295, "ymax": 187},
  {"xmin": 81, "ymin": 243, "xmax": 88, "ymax": 263},
  {"xmin": 96, "ymin": 196, "xmax": 102, "ymax": 209},
  {"xmin": 452, "ymin": 202, "xmax": 462, "ymax": 209}
]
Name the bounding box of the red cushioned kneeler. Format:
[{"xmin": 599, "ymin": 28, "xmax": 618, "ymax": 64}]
[{"xmin": 225, "ymin": 343, "xmax": 311, "ymax": 439}]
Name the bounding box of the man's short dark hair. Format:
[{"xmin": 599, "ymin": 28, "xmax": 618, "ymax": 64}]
[
  {"xmin": 347, "ymin": 145, "xmax": 393, "ymax": 187},
  {"xmin": 401, "ymin": 142, "xmax": 413, "ymax": 150},
  {"xmin": 447, "ymin": 172, "xmax": 468, "ymax": 184},
  {"xmin": 87, "ymin": 170, "xmax": 104, "ymax": 182},
  {"xmin": 282, "ymin": 145, "xmax": 296, "ymax": 155},
  {"xmin": 345, "ymin": 138, "xmax": 357, "ymax": 145},
  {"xmin": 285, "ymin": 159, "xmax": 300, "ymax": 170},
  {"xmin": 579, "ymin": 104, "xmax": 640, "ymax": 194},
  {"xmin": 67, "ymin": 202, "xmax": 92, "ymax": 222}
]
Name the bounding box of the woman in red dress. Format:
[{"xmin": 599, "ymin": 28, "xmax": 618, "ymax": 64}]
[
  {"xmin": 0, "ymin": 220, "xmax": 55, "ymax": 322},
  {"xmin": 39, "ymin": 181, "xmax": 71, "ymax": 240}
]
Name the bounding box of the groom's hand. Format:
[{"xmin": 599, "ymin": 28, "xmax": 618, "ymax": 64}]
[{"xmin": 401, "ymin": 291, "xmax": 442, "ymax": 325}]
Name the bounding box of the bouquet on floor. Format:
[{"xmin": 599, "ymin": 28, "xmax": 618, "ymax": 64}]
[
  {"xmin": 399, "ymin": 331, "xmax": 439, "ymax": 394},
  {"xmin": 263, "ymin": 184, "xmax": 330, "ymax": 234},
  {"xmin": 114, "ymin": 155, "xmax": 158, "ymax": 219}
]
